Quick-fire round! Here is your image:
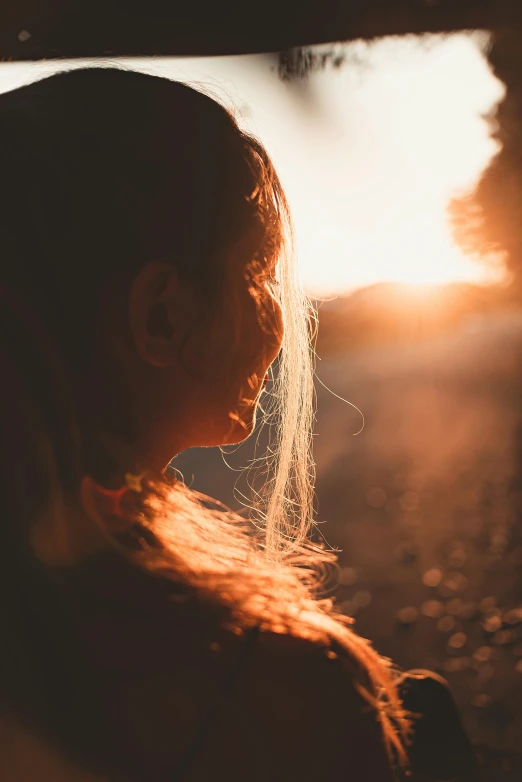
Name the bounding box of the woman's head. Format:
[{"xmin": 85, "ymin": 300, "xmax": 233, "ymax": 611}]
[
  {"xmin": 0, "ymin": 64, "xmax": 316, "ymax": 559},
  {"xmin": 0, "ymin": 66, "xmax": 291, "ymax": 476}
]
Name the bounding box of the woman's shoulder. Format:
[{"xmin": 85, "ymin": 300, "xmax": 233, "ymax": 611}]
[
  {"xmin": 187, "ymin": 628, "xmax": 397, "ymax": 781},
  {"xmin": 103, "ymin": 624, "xmax": 397, "ymax": 781},
  {"xmin": 53, "ymin": 552, "xmax": 397, "ymax": 780}
]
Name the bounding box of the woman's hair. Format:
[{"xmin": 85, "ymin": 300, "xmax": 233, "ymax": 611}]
[{"xmin": 0, "ymin": 65, "xmax": 409, "ymax": 776}]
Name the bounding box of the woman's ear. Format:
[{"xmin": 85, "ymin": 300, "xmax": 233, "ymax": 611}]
[{"xmin": 128, "ymin": 261, "xmax": 184, "ymax": 368}]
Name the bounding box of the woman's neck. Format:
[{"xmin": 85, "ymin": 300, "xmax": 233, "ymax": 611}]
[
  {"xmin": 29, "ymin": 428, "xmax": 160, "ymax": 567},
  {"xmin": 29, "ymin": 491, "xmax": 114, "ymax": 567}
]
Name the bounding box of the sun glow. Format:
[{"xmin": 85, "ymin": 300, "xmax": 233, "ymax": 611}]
[{"xmin": 270, "ymin": 34, "xmax": 507, "ymax": 297}]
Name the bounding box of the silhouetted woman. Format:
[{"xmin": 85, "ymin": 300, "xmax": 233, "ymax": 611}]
[{"xmin": 0, "ymin": 66, "xmax": 476, "ymax": 781}]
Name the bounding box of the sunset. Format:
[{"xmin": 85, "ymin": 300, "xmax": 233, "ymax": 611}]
[{"xmin": 2, "ymin": 14, "xmax": 522, "ymax": 779}]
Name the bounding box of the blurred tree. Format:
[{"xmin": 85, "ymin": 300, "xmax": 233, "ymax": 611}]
[
  {"xmin": 450, "ymin": 28, "xmax": 522, "ymax": 293},
  {"xmin": 278, "ymin": 45, "xmax": 350, "ymax": 81}
]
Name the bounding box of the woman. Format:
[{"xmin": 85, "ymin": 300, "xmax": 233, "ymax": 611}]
[{"xmin": 0, "ymin": 66, "xmax": 474, "ymax": 781}]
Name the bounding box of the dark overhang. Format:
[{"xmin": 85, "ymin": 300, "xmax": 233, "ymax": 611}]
[{"xmin": 0, "ymin": 1, "xmax": 520, "ymax": 62}]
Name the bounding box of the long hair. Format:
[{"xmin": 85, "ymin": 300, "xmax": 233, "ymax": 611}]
[{"xmin": 0, "ymin": 65, "xmax": 409, "ymax": 776}]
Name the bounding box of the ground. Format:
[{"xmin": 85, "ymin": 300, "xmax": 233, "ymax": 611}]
[{"xmin": 174, "ymin": 309, "xmax": 522, "ymax": 778}]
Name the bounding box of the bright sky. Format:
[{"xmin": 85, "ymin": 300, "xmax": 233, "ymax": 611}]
[{"xmin": 0, "ymin": 33, "xmax": 506, "ymax": 297}]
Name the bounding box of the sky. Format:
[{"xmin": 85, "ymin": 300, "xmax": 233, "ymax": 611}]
[{"xmin": 0, "ymin": 33, "xmax": 506, "ymax": 297}]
